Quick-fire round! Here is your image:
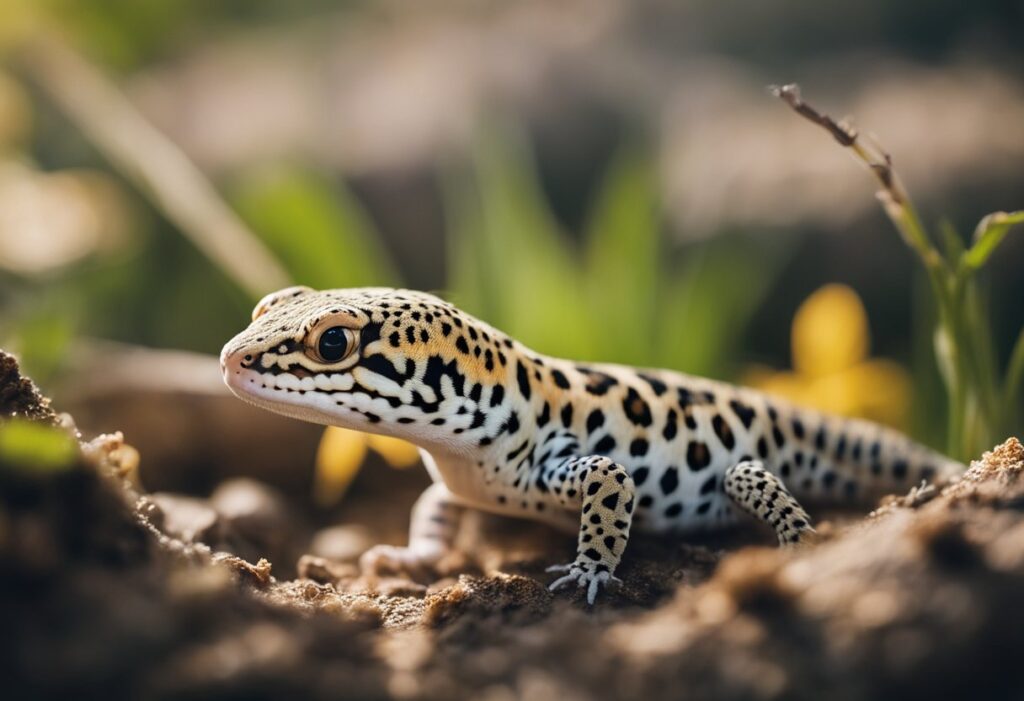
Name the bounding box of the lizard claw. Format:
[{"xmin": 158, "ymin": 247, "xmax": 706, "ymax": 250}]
[{"xmin": 547, "ymin": 561, "xmax": 620, "ymax": 605}]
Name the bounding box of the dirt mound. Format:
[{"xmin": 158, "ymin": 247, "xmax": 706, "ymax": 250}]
[{"xmin": 4, "ymin": 349, "xmax": 1024, "ymax": 700}]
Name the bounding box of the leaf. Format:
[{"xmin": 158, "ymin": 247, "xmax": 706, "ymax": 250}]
[
  {"xmin": 230, "ymin": 167, "xmax": 400, "ymax": 293},
  {"xmin": 962, "ymin": 210, "xmax": 1024, "ymax": 271},
  {"xmin": 313, "ymin": 426, "xmax": 369, "ymax": 507},
  {"xmin": 1005, "ymin": 325, "xmax": 1024, "ymax": 426},
  {"xmin": 366, "ymin": 434, "xmax": 421, "ymax": 468},
  {"xmin": 657, "ymin": 236, "xmax": 787, "ymax": 378},
  {"xmin": 449, "ymin": 127, "xmax": 593, "ymax": 359},
  {"xmin": 0, "ymin": 419, "xmax": 77, "ymax": 474},
  {"xmin": 583, "ymin": 145, "xmax": 660, "ymax": 365}
]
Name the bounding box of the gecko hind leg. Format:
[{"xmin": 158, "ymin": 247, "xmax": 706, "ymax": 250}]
[
  {"xmin": 359, "ymin": 482, "xmax": 464, "ymax": 575},
  {"xmin": 723, "ymin": 460, "xmax": 815, "ymax": 546}
]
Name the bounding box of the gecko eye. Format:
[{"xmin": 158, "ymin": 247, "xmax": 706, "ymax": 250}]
[{"xmin": 314, "ymin": 326, "xmax": 356, "ymax": 363}]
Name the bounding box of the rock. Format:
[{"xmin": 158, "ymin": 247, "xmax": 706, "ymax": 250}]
[
  {"xmin": 297, "ymin": 554, "xmax": 357, "ymax": 584},
  {"xmin": 149, "ymin": 493, "xmax": 221, "ymax": 544},
  {"xmin": 308, "ymin": 524, "xmax": 375, "ymax": 563},
  {"xmin": 210, "ymin": 478, "xmax": 304, "ymax": 571},
  {"xmin": 211, "ymin": 478, "xmax": 291, "ymax": 536}
]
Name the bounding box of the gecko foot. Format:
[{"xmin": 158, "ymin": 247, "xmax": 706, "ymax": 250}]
[
  {"xmin": 547, "ymin": 561, "xmax": 622, "ymax": 605},
  {"xmin": 359, "ymin": 543, "xmax": 444, "ymax": 576}
]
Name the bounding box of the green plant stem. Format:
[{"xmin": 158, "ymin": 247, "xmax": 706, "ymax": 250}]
[{"xmin": 1006, "ymin": 327, "xmax": 1024, "ymax": 427}]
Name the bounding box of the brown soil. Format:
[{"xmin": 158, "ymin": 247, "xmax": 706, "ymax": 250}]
[{"xmin": 4, "ymin": 350, "xmax": 1024, "ymax": 701}]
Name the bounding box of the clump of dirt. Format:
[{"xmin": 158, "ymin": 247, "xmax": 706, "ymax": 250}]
[
  {"xmin": 0, "ymin": 352, "xmax": 59, "ymax": 425},
  {"xmin": 5, "ymin": 349, "xmax": 1024, "ymax": 700}
]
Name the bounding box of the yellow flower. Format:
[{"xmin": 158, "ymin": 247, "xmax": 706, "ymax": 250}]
[
  {"xmin": 745, "ymin": 284, "xmax": 910, "ymax": 428},
  {"xmin": 313, "ymin": 427, "xmax": 421, "ymax": 506}
]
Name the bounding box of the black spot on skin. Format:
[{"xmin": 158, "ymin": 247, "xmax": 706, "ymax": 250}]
[
  {"xmin": 711, "ymin": 414, "xmax": 735, "ymax": 450},
  {"xmin": 586, "ymin": 409, "xmax": 605, "ymax": 433},
  {"xmin": 440, "ymin": 322, "xmax": 452, "ymax": 337},
  {"xmin": 852, "ymin": 439, "xmax": 863, "ymax": 462},
  {"xmin": 622, "ymin": 388, "xmax": 653, "ymax": 427},
  {"xmin": 484, "ymin": 349, "xmax": 495, "ymax": 372},
  {"xmin": 696, "ymin": 502, "xmax": 711, "ymax": 515},
  {"xmin": 815, "ymin": 427, "xmax": 828, "ymax": 451},
  {"xmin": 663, "ymin": 408, "xmax": 678, "ymax": 441},
  {"xmin": 595, "ymin": 435, "xmax": 616, "ymax": 454},
  {"xmin": 551, "ymin": 369, "xmax": 571, "ymax": 389},
  {"xmin": 587, "ymin": 481, "xmax": 602, "ymax": 496},
  {"xmin": 397, "ymin": 417, "xmax": 415, "ymax": 424},
  {"xmin": 638, "ymin": 374, "xmax": 668, "ymax": 396},
  {"xmin": 687, "ymin": 442, "xmax": 712, "ymax": 471},
  {"xmin": 629, "ymin": 438, "xmax": 649, "ymax": 457},
  {"xmin": 700, "ymin": 475, "xmax": 718, "ymax": 495},
  {"xmin": 772, "ymin": 422, "xmax": 785, "ymax": 449},
  {"xmin": 633, "ymin": 467, "xmax": 650, "ymax": 486},
  {"xmin": 506, "ymin": 440, "xmax": 529, "ymax": 461},
  {"xmin": 822, "ymin": 471, "xmax": 837, "ymax": 488},
  {"xmin": 502, "ymin": 411, "xmax": 520, "ymax": 435},
  {"xmin": 920, "ymin": 465, "xmax": 936, "ymax": 481},
  {"xmin": 419, "ymin": 355, "xmax": 467, "ymax": 411},
  {"xmin": 664, "ymin": 503, "xmax": 683, "ymax": 517},
  {"xmin": 468, "ymin": 383, "xmax": 483, "ymax": 402},
  {"xmin": 560, "ymin": 403, "xmax": 574, "ymax": 428},
  {"xmin": 405, "ymin": 326, "xmax": 417, "ymax": 344},
  {"xmin": 361, "ymin": 353, "xmax": 413, "ymax": 386},
  {"xmin": 577, "ymin": 367, "xmax": 617, "ymax": 396},
  {"xmin": 729, "ymin": 399, "xmax": 757, "ymax": 429},
  {"xmin": 601, "ymin": 493, "xmax": 619, "ymax": 510},
  {"xmin": 468, "ymin": 326, "xmax": 478, "ymax": 341},
  {"xmin": 780, "ymin": 462, "xmax": 791, "ymax": 477},
  {"xmin": 638, "ymin": 495, "xmax": 653, "ymax": 508},
  {"xmin": 893, "ymin": 459, "xmax": 908, "ymax": 480},
  {"xmin": 835, "ymin": 435, "xmax": 847, "ymax": 461},
  {"xmin": 757, "ymin": 437, "xmax": 769, "ymax": 459},
  {"xmin": 388, "ymin": 331, "xmax": 401, "ymax": 348},
  {"xmin": 660, "ymin": 467, "xmax": 679, "ymax": 495},
  {"xmin": 490, "ymin": 384, "xmax": 505, "ymax": 408},
  {"xmin": 792, "ymin": 417, "xmax": 805, "ymax": 439},
  {"xmin": 584, "ymin": 548, "xmax": 602, "ymax": 561},
  {"xmin": 455, "ymin": 336, "xmax": 470, "ymax": 354},
  {"xmin": 364, "ymin": 412, "xmax": 381, "ymax": 423},
  {"xmin": 603, "ymin": 535, "xmax": 616, "ymax": 550},
  {"xmin": 516, "ymin": 361, "xmax": 532, "ymax": 400},
  {"xmin": 537, "ymin": 402, "xmax": 551, "ymax": 427},
  {"xmin": 470, "ymin": 411, "xmax": 486, "ymax": 429}
]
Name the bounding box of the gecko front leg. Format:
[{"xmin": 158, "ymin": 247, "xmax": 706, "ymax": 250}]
[
  {"xmin": 360, "ymin": 482, "xmax": 464, "ymax": 575},
  {"xmin": 544, "ymin": 455, "xmax": 636, "ymax": 604}
]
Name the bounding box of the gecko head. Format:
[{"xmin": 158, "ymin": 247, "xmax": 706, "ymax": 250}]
[{"xmin": 220, "ymin": 285, "xmax": 515, "ymax": 444}]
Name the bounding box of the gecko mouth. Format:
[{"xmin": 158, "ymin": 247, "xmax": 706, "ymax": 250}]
[{"xmin": 221, "ymin": 364, "xmax": 343, "ymax": 427}]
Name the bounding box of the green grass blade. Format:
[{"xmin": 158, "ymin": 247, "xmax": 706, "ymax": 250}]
[
  {"xmin": 962, "ymin": 210, "xmax": 1024, "ymax": 271},
  {"xmin": 230, "ymin": 167, "xmax": 400, "ymax": 293},
  {"xmin": 583, "ymin": 145, "xmax": 660, "ymax": 365}
]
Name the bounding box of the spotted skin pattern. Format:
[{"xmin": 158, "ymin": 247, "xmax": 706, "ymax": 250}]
[{"xmin": 221, "ymin": 286, "xmax": 964, "ymax": 604}]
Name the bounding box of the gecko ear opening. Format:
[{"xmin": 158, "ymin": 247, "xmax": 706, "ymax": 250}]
[{"xmin": 251, "ymin": 285, "xmax": 314, "ymax": 321}]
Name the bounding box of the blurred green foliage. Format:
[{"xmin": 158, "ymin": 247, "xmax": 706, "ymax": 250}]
[
  {"xmin": 230, "ymin": 167, "xmax": 399, "ymax": 291},
  {"xmin": 0, "ymin": 419, "xmax": 77, "ymax": 473},
  {"xmin": 446, "ymin": 130, "xmax": 785, "ymax": 379}
]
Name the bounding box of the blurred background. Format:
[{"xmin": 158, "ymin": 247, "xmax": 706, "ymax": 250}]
[{"xmin": 0, "ymin": 1, "xmax": 1022, "ymax": 542}]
